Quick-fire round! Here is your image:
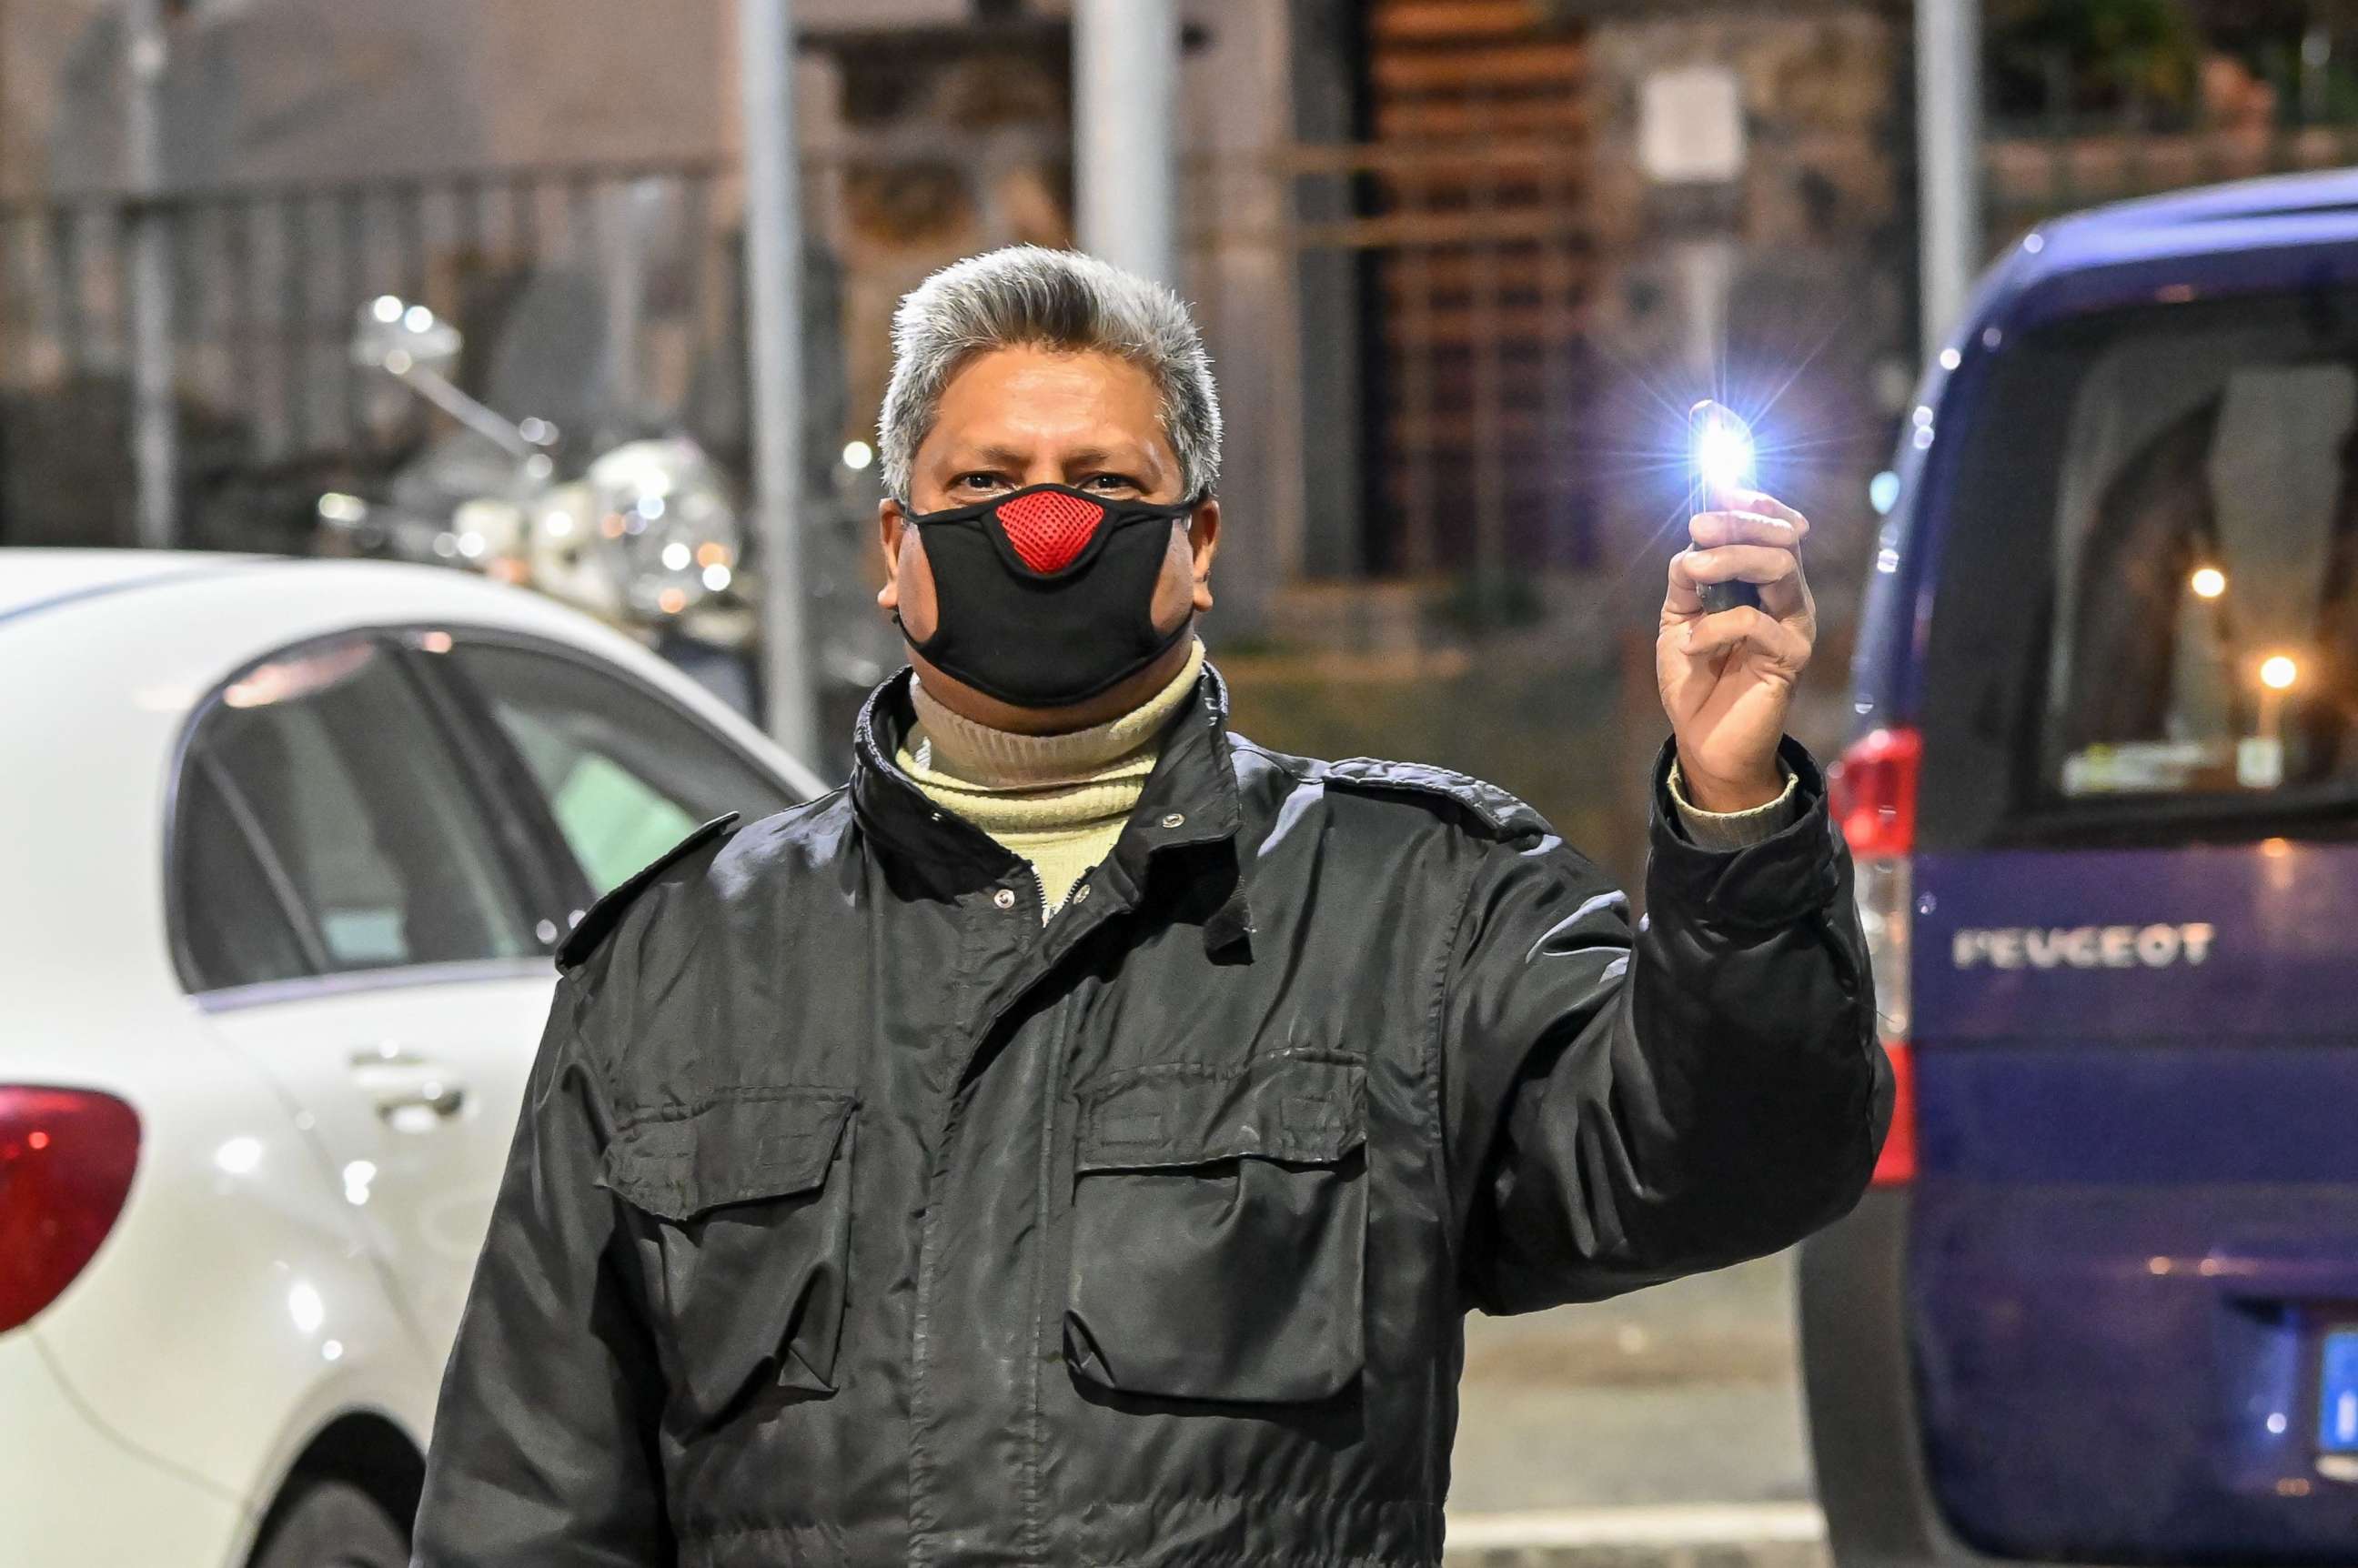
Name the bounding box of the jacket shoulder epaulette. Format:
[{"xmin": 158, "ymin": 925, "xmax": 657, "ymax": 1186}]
[
  {"xmin": 1316, "ymin": 757, "xmax": 1548, "ymax": 839},
  {"xmin": 555, "ymin": 811, "xmax": 742, "ymax": 972}
]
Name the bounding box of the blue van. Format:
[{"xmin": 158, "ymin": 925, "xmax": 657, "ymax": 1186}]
[{"xmin": 1801, "ymin": 168, "xmax": 2358, "ymax": 1566}]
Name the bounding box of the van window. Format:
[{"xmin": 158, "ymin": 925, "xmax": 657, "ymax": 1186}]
[{"xmin": 1916, "ymin": 290, "xmax": 2358, "ymax": 845}]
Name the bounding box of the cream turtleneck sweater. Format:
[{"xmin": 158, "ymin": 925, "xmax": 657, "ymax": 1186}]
[
  {"xmin": 899, "ymin": 641, "xmax": 1207, "ymax": 919},
  {"xmin": 897, "ymin": 637, "xmax": 1797, "ymax": 922}
]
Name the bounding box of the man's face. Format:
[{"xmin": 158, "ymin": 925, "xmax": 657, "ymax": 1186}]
[{"xmin": 878, "ymin": 346, "xmax": 1220, "ymax": 731}]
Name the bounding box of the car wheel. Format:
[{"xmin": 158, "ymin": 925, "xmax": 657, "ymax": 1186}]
[{"xmin": 249, "ymin": 1478, "xmax": 408, "ymax": 1568}]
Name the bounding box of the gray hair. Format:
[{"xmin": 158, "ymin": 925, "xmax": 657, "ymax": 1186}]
[{"xmin": 877, "ymin": 246, "xmax": 1222, "ymax": 503}]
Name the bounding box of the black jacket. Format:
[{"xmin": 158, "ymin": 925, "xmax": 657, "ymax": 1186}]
[{"xmin": 414, "ymin": 665, "xmax": 1890, "ymax": 1568}]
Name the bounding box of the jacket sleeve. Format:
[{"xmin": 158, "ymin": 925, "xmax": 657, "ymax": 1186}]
[
  {"xmin": 1443, "ymin": 736, "xmax": 1892, "ymax": 1314},
  {"xmin": 412, "ymin": 969, "xmax": 671, "ymax": 1565}
]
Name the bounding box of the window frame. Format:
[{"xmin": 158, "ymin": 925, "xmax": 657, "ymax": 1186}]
[
  {"xmin": 164, "ymin": 626, "xmax": 558, "ymax": 1002},
  {"xmin": 394, "ymin": 622, "xmax": 809, "ymax": 923}
]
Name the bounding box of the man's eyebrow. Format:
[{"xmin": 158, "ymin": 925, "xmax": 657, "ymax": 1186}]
[
  {"xmin": 942, "ymin": 443, "xmax": 1157, "ymax": 473},
  {"xmin": 946, "ymin": 444, "xmax": 1033, "ymax": 471},
  {"xmin": 1059, "ymin": 446, "xmax": 1160, "ymax": 472}
]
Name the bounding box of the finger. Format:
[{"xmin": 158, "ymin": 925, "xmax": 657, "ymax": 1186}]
[
  {"xmin": 1718, "ymin": 489, "xmax": 1811, "ymax": 538},
  {"xmin": 1688, "ymin": 509, "xmax": 1801, "ymax": 550},
  {"xmin": 1678, "ymin": 604, "xmax": 1812, "ymax": 670},
  {"xmin": 1677, "ymin": 544, "xmax": 1799, "ymax": 588},
  {"xmin": 1671, "ymin": 544, "xmax": 1812, "ymax": 620}
]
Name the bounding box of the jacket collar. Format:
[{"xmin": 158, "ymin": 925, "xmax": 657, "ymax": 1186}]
[{"xmin": 851, "ymin": 663, "xmax": 1255, "ymax": 955}]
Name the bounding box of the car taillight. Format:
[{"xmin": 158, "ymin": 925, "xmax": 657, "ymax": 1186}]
[
  {"xmin": 0, "ymin": 1088, "xmax": 141, "ymax": 1332},
  {"xmin": 1830, "ymin": 728, "xmax": 1920, "ymax": 1186}
]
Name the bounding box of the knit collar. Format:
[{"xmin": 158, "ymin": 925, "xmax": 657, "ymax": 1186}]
[
  {"xmin": 851, "ymin": 657, "xmax": 1255, "ymax": 958},
  {"xmin": 903, "ymin": 639, "xmax": 1206, "ymax": 792}
]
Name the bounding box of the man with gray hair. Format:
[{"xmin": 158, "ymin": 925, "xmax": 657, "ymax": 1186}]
[{"xmin": 416, "ymin": 246, "xmax": 1889, "ymax": 1567}]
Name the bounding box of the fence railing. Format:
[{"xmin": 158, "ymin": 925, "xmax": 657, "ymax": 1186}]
[
  {"xmin": 1984, "ymin": 114, "xmax": 2358, "ymax": 243},
  {"xmin": 0, "ymin": 158, "xmax": 744, "ymax": 551},
  {"xmin": 1188, "ymin": 132, "xmax": 1599, "ymax": 599}
]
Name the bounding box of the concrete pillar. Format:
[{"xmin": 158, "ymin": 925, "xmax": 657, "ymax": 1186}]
[
  {"xmin": 1073, "ymin": 0, "xmax": 1178, "ymax": 286},
  {"xmin": 1915, "ymin": 0, "xmax": 1982, "ymax": 354}
]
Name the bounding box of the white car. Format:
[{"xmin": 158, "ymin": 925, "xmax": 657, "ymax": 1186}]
[{"xmin": 0, "ymin": 549, "xmax": 826, "ymax": 1567}]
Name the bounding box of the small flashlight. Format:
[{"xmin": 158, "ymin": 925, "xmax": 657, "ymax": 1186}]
[{"xmin": 1688, "ymin": 399, "xmax": 1759, "ymax": 614}]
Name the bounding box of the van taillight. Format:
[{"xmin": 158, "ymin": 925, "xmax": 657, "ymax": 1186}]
[
  {"xmin": 1829, "ymin": 727, "xmax": 1920, "ymax": 859},
  {"xmin": 1875, "ymin": 1041, "xmax": 1919, "ymax": 1186},
  {"xmin": 1830, "ymin": 729, "xmax": 1920, "ymax": 1186},
  {"xmin": 0, "ymin": 1088, "xmax": 140, "ymax": 1332}
]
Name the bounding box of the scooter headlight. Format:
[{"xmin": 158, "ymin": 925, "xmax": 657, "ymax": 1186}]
[{"xmin": 585, "ymin": 438, "xmax": 744, "ymax": 620}]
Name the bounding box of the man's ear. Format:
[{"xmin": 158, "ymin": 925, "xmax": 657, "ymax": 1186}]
[
  {"xmin": 1187, "ymin": 498, "xmax": 1221, "ymax": 614},
  {"xmin": 877, "ymin": 498, "xmax": 907, "ymax": 612}
]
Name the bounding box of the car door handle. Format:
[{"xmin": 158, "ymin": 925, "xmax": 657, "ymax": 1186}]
[{"xmin": 348, "ymin": 1049, "xmax": 469, "ymax": 1121}]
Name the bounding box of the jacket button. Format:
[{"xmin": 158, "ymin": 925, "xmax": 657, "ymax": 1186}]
[
  {"xmin": 993, "ymin": 888, "xmax": 1018, "ymax": 910},
  {"xmin": 1073, "ymin": 885, "xmax": 1091, "ymax": 904},
  {"xmin": 1160, "ymin": 812, "xmax": 1186, "ymax": 829}
]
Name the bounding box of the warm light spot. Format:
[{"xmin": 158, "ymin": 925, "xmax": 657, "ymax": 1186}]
[
  {"xmin": 2261, "ymin": 655, "xmax": 2300, "ymax": 691},
  {"xmin": 26, "ymin": 1130, "xmax": 48, "ymax": 1151},
  {"xmin": 601, "ymin": 512, "xmax": 628, "ymax": 538},
  {"xmin": 658, "ymin": 587, "xmax": 689, "ymax": 615},
  {"xmin": 2190, "ymin": 567, "xmax": 2226, "ymax": 599},
  {"xmin": 2148, "ymin": 1256, "xmax": 2173, "ymax": 1275},
  {"xmin": 418, "ymin": 629, "xmax": 452, "ymax": 654},
  {"xmin": 696, "ymin": 541, "xmax": 730, "ymax": 568},
  {"xmin": 2262, "ymin": 837, "xmax": 2292, "ymax": 859}
]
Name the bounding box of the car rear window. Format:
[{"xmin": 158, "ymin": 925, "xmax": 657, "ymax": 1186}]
[{"xmin": 1916, "ymin": 286, "xmax": 2358, "ymax": 847}]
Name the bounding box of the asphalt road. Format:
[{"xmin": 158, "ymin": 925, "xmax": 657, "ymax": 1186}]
[{"xmin": 1446, "ymin": 1250, "xmax": 1822, "ymax": 1564}]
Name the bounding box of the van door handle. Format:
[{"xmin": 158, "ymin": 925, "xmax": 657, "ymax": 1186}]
[{"xmin": 348, "ymin": 1048, "xmax": 469, "ymax": 1122}]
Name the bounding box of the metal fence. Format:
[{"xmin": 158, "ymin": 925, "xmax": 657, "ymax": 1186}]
[
  {"xmin": 0, "ymin": 159, "xmax": 750, "ymax": 553},
  {"xmin": 1985, "ymin": 114, "xmax": 2358, "ymax": 244},
  {"xmin": 1191, "ymin": 130, "xmax": 1599, "ymax": 600}
]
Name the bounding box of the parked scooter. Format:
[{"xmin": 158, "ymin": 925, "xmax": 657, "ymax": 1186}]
[{"xmin": 318, "ymin": 293, "xmax": 761, "ymax": 712}]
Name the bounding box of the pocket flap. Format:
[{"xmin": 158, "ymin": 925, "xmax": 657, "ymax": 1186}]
[
  {"xmin": 1076, "ymin": 1052, "xmax": 1365, "ymax": 1174},
  {"xmin": 600, "ymin": 1088, "xmax": 855, "ymax": 1222}
]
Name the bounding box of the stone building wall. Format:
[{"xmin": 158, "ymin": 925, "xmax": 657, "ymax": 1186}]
[{"xmin": 1576, "ymin": 1, "xmax": 1913, "ymax": 790}]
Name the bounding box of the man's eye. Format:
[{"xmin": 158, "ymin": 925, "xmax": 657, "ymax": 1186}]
[
  {"xmin": 955, "ymin": 473, "xmax": 1012, "ymax": 494},
  {"xmin": 1083, "ymin": 474, "xmax": 1144, "ymax": 494}
]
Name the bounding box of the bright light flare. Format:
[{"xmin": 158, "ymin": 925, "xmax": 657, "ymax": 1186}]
[
  {"xmin": 2261, "ymin": 655, "xmax": 2300, "ymax": 691},
  {"xmin": 2191, "ymin": 567, "xmax": 2226, "ymax": 599},
  {"xmin": 1692, "ymin": 411, "xmax": 1755, "ymax": 498}
]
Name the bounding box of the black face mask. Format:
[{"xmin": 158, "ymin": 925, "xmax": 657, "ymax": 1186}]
[{"xmin": 899, "ymin": 482, "xmax": 1194, "ymax": 709}]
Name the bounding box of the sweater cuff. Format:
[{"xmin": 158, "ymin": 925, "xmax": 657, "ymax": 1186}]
[
  {"xmin": 1667, "ymin": 758, "xmax": 1802, "ymax": 849},
  {"xmin": 1647, "ymin": 736, "xmax": 1842, "ymax": 930}
]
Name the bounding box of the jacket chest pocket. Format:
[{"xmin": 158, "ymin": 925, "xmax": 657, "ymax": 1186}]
[
  {"xmin": 1064, "ymin": 1051, "xmax": 1366, "ymax": 1404},
  {"xmin": 598, "ymin": 1088, "xmax": 857, "ymax": 1425}
]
